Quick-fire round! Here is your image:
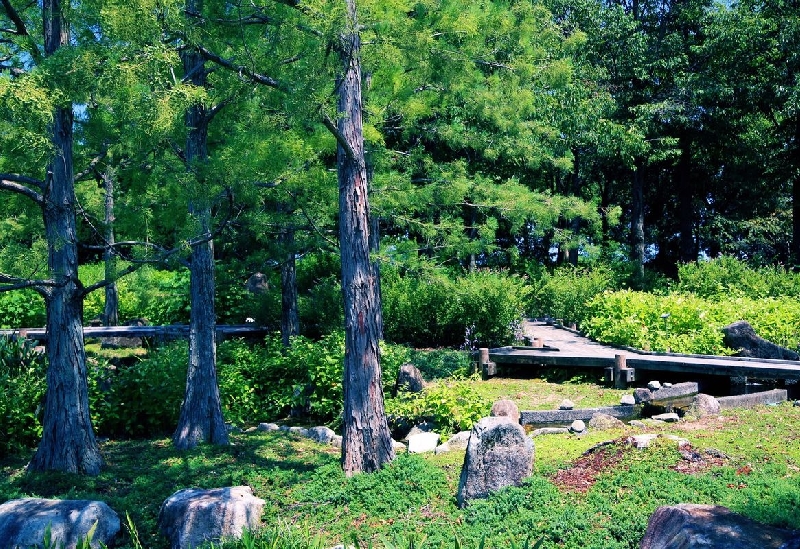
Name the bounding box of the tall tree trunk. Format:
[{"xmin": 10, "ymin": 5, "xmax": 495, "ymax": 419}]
[
  {"xmin": 280, "ymin": 215, "xmax": 300, "ymax": 347},
  {"xmin": 630, "ymin": 167, "xmax": 645, "ymax": 289},
  {"xmin": 28, "ymin": 0, "xmax": 103, "ymax": 475},
  {"xmin": 102, "ymin": 168, "xmax": 119, "ymax": 326},
  {"xmin": 792, "ymin": 117, "xmax": 800, "ymax": 268},
  {"xmin": 678, "ymin": 136, "xmax": 695, "ymax": 264},
  {"xmin": 336, "ymin": 0, "xmax": 395, "ymax": 476},
  {"xmin": 172, "ymin": 6, "xmax": 228, "ymax": 449}
]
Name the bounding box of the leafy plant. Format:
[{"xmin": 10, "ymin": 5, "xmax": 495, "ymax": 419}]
[{"xmin": 0, "ymin": 335, "xmax": 47, "ymax": 454}]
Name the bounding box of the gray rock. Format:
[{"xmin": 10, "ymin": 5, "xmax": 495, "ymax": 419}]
[
  {"xmin": 620, "ymin": 394, "xmax": 636, "ymax": 406},
  {"xmin": 569, "ymin": 419, "xmax": 587, "ymax": 433},
  {"xmin": 640, "ymin": 504, "xmax": 797, "ymax": 549},
  {"xmin": 629, "ymin": 420, "xmax": 647, "ymax": 429},
  {"xmin": 434, "ymin": 443, "xmax": 452, "ymax": 454},
  {"xmin": 663, "ymin": 434, "xmax": 690, "ymax": 448},
  {"xmin": 288, "ymin": 426, "xmax": 309, "ymax": 437},
  {"xmin": 651, "ymin": 413, "xmax": 680, "ymax": 422},
  {"xmin": 490, "ymin": 399, "xmax": 521, "ymax": 424},
  {"xmin": 531, "ymin": 427, "xmax": 570, "ymax": 436},
  {"xmin": 257, "ymin": 423, "xmax": 280, "ymax": 432},
  {"xmin": 649, "ymin": 382, "xmax": 699, "ymax": 402},
  {"xmin": 718, "ymin": 389, "xmax": 788, "ymax": 410},
  {"xmin": 520, "ymin": 405, "xmax": 638, "ymax": 424},
  {"xmin": 457, "ymin": 417, "xmax": 534, "ymax": 507},
  {"xmin": 158, "ymin": 486, "xmax": 265, "ymax": 549},
  {"xmin": 0, "ymin": 498, "xmax": 120, "ymax": 549},
  {"xmin": 634, "ymin": 388, "xmax": 653, "ymax": 404},
  {"xmin": 394, "ymin": 363, "xmax": 425, "ymax": 395},
  {"xmin": 647, "ymin": 381, "xmax": 662, "ymax": 391},
  {"xmin": 588, "ymin": 413, "xmax": 624, "ymax": 430},
  {"xmin": 629, "ymin": 434, "xmax": 660, "ymax": 448},
  {"xmin": 407, "ymin": 432, "xmax": 441, "ymax": 453},
  {"xmin": 663, "ymin": 382, "xmax": 673, "ymax": 387},
  {"xmin": 392, "ymin": 439, "xmax": 407, "ymax": 452},
  {"xmin": 723, "ymin": 320, "xmax": 800, "ymax": 360},
  {"xmin": 331, "ymin": 435, "xmax": 343, "ymax": 448},
  {"xmin": 307, "ymin": 426, "xmax": 336, "ymax": 444},
  {"xmin": 559, "ymin": 399, "xmax": 575, "ymax": 410},
  {"xmin": 688, "ymin": 394, "xmax": 721, "ymax": 417},
  {"xmin": 406, "ymin": 422, "xmax": 436, "ymax": 438},
  {"xmin": 446, "ymin": 431, "xmax": 473, "ymax": 450}
]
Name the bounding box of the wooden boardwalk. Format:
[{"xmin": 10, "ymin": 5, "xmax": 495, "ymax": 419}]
[
  {"xmin": 487, "ymin": 321, "xmax": 800, "ymax": 380},
  {"xmin": 1, "ymin": 324, "xmax": 270, "ymax": 343}
]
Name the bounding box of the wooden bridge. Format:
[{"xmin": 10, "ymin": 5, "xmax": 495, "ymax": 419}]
[
  {"xmin": 483, "ymin": 321, "xmax": 800, "ymax": 382},
  {"xmin": 1, "ymin": 324, "xmax": 269, "ymax": 344}
]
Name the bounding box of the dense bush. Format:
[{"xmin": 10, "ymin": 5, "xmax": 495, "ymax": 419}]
[
  {"xmin": 676, "ymin": 256, "xmax": 800, "ymax": 300},
  {"xmin": 583, "ymin": 290, "xmax": 800, "ymax": 354},
  {"xmin": 383, "ymin": 266, "xmax": 530, "ymax": 348},
  {"xmin": 0, "ymin": 336, "xmax": 46, "ymax": 454},
  {"xmin": 88, "ymin": 333, "xmax": 412, "ymax": 438},
  {"xmin": 528, "ymin": 265, "xmax": 617, "ymax": 328},
  {"xmin": 385, "ymin": 374, "xmax": 490, "ymax": 435},
  {"xmin": 0, "ymin": 289, "xmax": 45, "ymax": 329}
]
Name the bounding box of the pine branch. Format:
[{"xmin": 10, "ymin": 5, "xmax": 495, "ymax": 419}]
[
  {"xmin": 195, "ymin": 45, "xmax": 285, "ymax": 90},
  {"xmin": 0, "ymin": 173, "xmax": 44, "ymax": 204}
]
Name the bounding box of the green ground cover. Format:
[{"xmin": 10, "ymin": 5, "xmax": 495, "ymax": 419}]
[{"xmin": 2, "ymin": 377, "xmax": 799, "ymax": 549}]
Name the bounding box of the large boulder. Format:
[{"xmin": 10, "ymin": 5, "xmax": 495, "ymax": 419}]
[
  {"xmin": 640, "ymin": 504, "xmax": 798, "ymax": 549},
  {"xmin": 722, "ymin": 320, "xmax": 799, "ymax": 360},
  {"xmin": 394, "ymin": 363, "xmax": 425, "ymax": 395},
  {"xmin": 0, "ymin": 498, "xmax": 120, "ymax": 549},
  {"xmin": 158, "ymin": 486, "xmax": 265, "ymax": 549},
  {"xmin": 490, "ymin": 399, "xmax": 520, "ymax": 424},
  {"xmin": 688, "ymin": 393, "xmax": 721, "ymax": 417},
  {"xmin": 456, "ymin": 417, "xmax": 534, "ymax": 507}
]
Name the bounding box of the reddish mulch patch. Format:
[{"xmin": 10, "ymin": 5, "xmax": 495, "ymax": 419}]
[
  {"xmin": 670, "ymin": 445, "xmax": 729, "ymax": 474},
  {"xmin": 550, "ymin": 439, "xmax": 628, "ymax": 493}
]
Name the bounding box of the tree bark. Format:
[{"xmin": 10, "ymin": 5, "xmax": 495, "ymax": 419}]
[
  {"xmin": 792, "ymin": 116, "xmax": 800, "ymax": 268},
  {"xmin": 630, "ymin": 166, "xmax": 645, "ymax": 288},
  {"xmin": 172, "ymin": 5, "xmax": 229, "ymax": 449},
  {"xmin": 28, "ymin": 0, "xmax": 103, "ymax": 475},
  {"xmin": 102, "ymin": 168, "xmax": 119, "ymax": 326},
  {"xmin": 336, "ymin": 0, "xmax": 395, "ymax": 476},
  {"xmin": 678, "ymin": 136, "xmax": 695, "ymax": 264},
  {"xmin": 280, "ymin": 217, "xmax": 300, "ymax": 347}
]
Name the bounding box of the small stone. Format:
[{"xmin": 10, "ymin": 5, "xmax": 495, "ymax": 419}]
[
  {"xmin": 392, "ymin": 439, "xmax": 407, "ymax": 452},
  {"xmin": 288, "ymin": 426, "xmax": 309, "ymax": 437},
  {"xmin": 630, "ymin": 434, "xmax": 659, "ymax": 448},
  {"xmin": 634, "ymin": 388, "xmax": 653, "ymax": 404},
  {"xmin": 406, "ymin": 422, "xmax": 435, "ymax": 438},
  {"xmin": 569, "ymin": 420, "xmax": 586, "ymax": 433},
  {"xmin": 704, "ymin": 448, "xmax": 728, "ymax": 459},
  {"xmin": 307, "ymin": 426, "xmax": 336, "ymax": 444},
  {"xmin": 588, "ymin": 413, "xmax": 624, "ymax": 430},
  {"xmin": 651, "ymin": 413, "xmax": 679, "ymax": 422},
  {"xmin": 407, "ymin": 432, "xmax": 441, "ymax": 453},
  {"xmin": 490, "ymin": 399, "xmax": 521, "ymax": 424},
  {"xmin": 629, "ymin": 420, "xmax": 646, "ymax": 428},
  {"xmin": 434, "ymin": 443, "xmax": 451, "ymax": 455},
  {"xmin": 663, "ymin": 382, "xmax": 673, "ymax": 387},
  {"xmin": 244, "ymin": 426, "xmax": 257, "ymax": 433},
  {"xmin": 331, "ymin": 435, "xmax": 343, "ymax": 448},
  {"xmin": 531, "ymin": 427, "xmax": 569, "ymax": 436},
  {"xmin": 446, "ymin": 431, "xmax": 472, "ymax": 450},
  {"xmin": 620, "ymin": 394, "xmax": 636, "ymax": 406},
  {"xmin": 257, "ymin": 423, "xmax": 279, "ymax": 431},
  {"xmin": 663, "ymin": 434, "xmax": 690, "ymax": 448},
  {"xmin": 689, "ymin": 394, "xmax": 721, "ymax": 418},
  {"xmin": 647, "ymin": 381, "xmax": 662, "ymax": 391},
  {"xmin": 558, "ymin": 399, "xmax": 575, "ymax": 410},
  {"xmin": 794, "ymin": 400, "xmax": 800, "ymax": 407}
]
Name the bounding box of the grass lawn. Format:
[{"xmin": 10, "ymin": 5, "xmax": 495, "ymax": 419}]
[{"xmin": 2, "ymin": 375, "xmax": 799, "ymax": 549}]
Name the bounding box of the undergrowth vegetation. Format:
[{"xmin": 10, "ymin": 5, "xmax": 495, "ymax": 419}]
[{"xmin": 2, "ymin": 403, "xmax": 799, "ymax": 549}]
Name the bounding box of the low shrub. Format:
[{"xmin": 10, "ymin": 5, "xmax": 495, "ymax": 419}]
[
  {"xmin": 0, "ymin": 289, "xmax": 45, "ymax": 328},
  {"xmin": 583, "ymin": 289, "xmax": 800, "ymax": 354},
  {"xmin": 676, "ymin": 256, "xmax": 800, "ymax": 300},
  {"xmin": 383, "ymin": 265, "xmax": 530, "ymax": 348},
  {"xmin": 385, "ymin": 374, "xmax": 490, "ymax": 435},
  {"xmin": 528, "ymin": 265, "xmax": 617, "ymax": 329},
  {"xmin": 0, "ymin": 336, "xmax": 47, "ymax": 454}
]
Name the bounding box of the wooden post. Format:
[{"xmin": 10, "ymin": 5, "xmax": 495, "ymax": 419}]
[
  {"xmin": 480, "ymin": 348, "xmax": 489, "ymax": 366},
  {"xmin": 614, "ymin": 354, "xmax": 627, "ymax": 389},
  {"xmin": 532, "ymin": 338, "xmax": 543, "ymax": 348}
]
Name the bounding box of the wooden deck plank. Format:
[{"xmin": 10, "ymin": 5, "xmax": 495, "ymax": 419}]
[{"xmin": 487, "ymin": 321, "xmax": 800, "ymax": 380}]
